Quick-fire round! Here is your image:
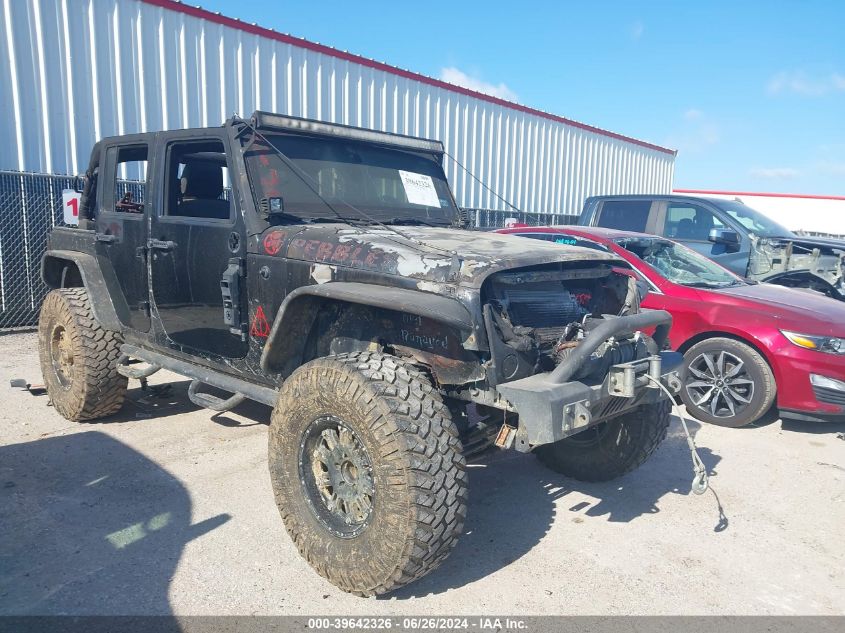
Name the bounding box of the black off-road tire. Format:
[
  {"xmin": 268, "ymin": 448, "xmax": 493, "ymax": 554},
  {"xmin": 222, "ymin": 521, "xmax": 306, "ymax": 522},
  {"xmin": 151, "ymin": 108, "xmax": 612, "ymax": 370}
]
[
  {"xmin": 268, "ymin": 351, "xmax": 467, "ymax": 596},
  {"xmin": 38, "ymin": 288, "xmax": 127, "ymax": 421},
  {"xmin": 680, "ymin": 337, "xmax": 776, "ymax": 428},
  {"xmin": 534, "ymin": 400, "xmax": 671, "ymax": 482}
]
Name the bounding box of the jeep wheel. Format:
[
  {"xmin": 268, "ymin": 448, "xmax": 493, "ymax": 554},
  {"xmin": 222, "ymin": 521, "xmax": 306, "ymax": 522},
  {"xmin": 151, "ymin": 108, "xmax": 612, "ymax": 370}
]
[
  {"xmin": 37, "ymin": 288, "xmax": 127, "ymax": 421},
  {"xmin": 268, "ymin": 352, "xmax": 467, "ymax": 596},
  {"xmin": 680, "ymin": 337, "xmax": 775, "ymax": 427},
  {"xmin": 534, "ymin": 400, "xmax": 671, "ymax": 481}
]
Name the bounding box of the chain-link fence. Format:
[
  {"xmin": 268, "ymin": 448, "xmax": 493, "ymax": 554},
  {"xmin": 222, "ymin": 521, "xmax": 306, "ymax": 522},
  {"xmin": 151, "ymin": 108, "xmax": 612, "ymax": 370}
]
[
  {"xmin": 0, "ymin": 170, "xmax": 580, "ymax": 330},
  {"xmin": 462, "ymin": 208, "xmax": 579, "ymax": 229},
  {"xmin": 0, "ymin": 171, "xmax": 82, "ymax": 329}
]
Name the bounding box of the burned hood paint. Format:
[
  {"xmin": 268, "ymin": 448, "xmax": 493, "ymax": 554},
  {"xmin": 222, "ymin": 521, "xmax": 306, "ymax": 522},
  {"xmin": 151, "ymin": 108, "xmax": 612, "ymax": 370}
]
[{"xmin": 258, "ymin": 224, "xmax": 622, "ymax": 287}]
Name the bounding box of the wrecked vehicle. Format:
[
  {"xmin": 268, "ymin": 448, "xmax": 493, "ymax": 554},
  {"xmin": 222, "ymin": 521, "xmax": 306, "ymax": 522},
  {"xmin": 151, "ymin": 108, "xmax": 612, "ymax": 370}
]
[
  {"xmin": 499, "ymin": 225, "xmax": 845, "ymax": 427},
  {"xmin": 37, "ymin": 112, "xmax": 681, "ymax": 596},
  {"xmin": 580, "ymin": 194, "xmax": 845, "ymax": 301}
]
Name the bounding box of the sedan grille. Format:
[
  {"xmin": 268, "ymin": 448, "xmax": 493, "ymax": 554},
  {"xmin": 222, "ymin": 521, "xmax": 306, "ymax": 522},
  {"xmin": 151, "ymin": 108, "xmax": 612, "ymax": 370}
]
[{"xmin": 812, "ymin": 385, "xmax": 845, "ymax": 406}]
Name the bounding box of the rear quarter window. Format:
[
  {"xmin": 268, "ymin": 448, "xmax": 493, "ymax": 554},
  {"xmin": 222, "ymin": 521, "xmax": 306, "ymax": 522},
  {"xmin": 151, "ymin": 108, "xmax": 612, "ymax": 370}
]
[{"xmin": 595, "ymin": 200, "xmax": 652, "ymax": 232}]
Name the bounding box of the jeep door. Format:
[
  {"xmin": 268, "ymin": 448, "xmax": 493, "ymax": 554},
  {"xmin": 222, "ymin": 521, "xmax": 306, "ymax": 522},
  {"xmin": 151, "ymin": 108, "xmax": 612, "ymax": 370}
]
[
  {"xmin": 94, "ymin": 138, "xmax": 151, "ymax": 332},
  {"xmin": 654, "ymin": 199, "xmax": 750, "ymax": 276},
  {"xmin": 148, "ymin": 132, "xmax": 248, "ymax": 359}
]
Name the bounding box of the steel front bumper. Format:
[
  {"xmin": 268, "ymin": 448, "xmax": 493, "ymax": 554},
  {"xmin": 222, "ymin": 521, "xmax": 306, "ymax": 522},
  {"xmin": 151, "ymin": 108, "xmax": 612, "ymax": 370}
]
[{"xmin": 495, "ymin": 311, "xmax": 682, "ymax": 450}]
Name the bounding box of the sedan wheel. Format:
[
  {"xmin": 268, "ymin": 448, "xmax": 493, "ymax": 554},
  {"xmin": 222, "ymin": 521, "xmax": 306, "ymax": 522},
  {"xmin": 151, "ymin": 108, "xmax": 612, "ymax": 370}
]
[
  {"xmin": 680, "ymin": 337, "xmax": 776, "ymax": 427},
  {"xmin": 686, "ymin": 350, "xmax": 754, "ymax": 419}
]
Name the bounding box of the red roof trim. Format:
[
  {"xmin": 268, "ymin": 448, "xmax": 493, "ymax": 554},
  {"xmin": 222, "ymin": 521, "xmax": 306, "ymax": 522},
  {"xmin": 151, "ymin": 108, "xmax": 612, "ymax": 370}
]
[
  {"xmin": 141, "ymin": 0, "xmax": 676, "ymax": 156},
  {"xmin": 674, "ymin": 189, "xmax": 845, "ymax": 201}
]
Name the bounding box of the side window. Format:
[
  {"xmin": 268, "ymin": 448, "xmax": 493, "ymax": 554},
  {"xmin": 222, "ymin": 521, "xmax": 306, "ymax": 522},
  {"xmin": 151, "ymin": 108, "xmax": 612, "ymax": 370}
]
[
  {"xmin": 112, "ymin": 146, "xmax": 148, "ymax": 214},
  {"xmin": 164, "ymin": 140, "xmax": 232, "ymax": 220},
  {"xmin": 664, "ymin": 203, "xmax": 724, "ymax": 241},
  {"xmin": 595, "ymin": 200, "xmax": 651, "ymax": 232}
]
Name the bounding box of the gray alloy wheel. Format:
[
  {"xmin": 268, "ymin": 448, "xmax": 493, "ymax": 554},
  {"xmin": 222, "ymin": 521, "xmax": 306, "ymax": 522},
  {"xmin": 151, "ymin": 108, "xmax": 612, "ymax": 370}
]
[
  {"xmin": 680, "ymin": 337, "xmax": 776, "ymax": 428},
  {"xmin": 685, "ymin": 350, "xmax": 755, "ymax": 419}
]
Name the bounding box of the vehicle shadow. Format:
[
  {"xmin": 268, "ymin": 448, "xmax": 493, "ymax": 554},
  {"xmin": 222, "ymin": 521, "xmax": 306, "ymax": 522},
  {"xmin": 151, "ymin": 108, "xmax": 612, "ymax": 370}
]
[
  {"xmin": 209, "ymin": 396, "xmax": 272, "ymax": 428},
  {"xmin": 43, "ymin": 380, "xmax": 201, "ymax": 424},
  {"xmin": 389, "ymin": 415, "xmax": 723, "ymax": 599},
  {"xmin": 0, "ymin": 431, "xmax": 230, "ymax": 615},
  {"xmin": 47, "ymin": 380, "xmax": 273, "ymax": 427},
  {"xmin": 747, "ymin": 408, "xmax": 845, "ymax": 434},
  {"xmin": 780, "ymin": 418, "xmax": 845, "ymax": 434}
]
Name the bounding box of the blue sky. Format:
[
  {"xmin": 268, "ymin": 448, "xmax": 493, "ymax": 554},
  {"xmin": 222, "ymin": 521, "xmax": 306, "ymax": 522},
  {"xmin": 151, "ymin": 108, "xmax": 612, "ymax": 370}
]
[{"xmin": 201, "ymin": 0, "xmax": 844, "ymax": 195}]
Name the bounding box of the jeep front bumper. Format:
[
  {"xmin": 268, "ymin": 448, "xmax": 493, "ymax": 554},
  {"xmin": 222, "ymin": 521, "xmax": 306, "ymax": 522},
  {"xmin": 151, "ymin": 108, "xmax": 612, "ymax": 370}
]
[{"xmin": 495, "ymin": 310, "xmax": 682, "ymax": 451}]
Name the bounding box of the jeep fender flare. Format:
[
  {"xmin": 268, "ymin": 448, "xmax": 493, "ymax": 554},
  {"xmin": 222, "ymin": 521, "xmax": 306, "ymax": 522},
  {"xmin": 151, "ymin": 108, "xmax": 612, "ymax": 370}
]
[
  {"xmin": 41, "ymin": 250, "xmax": 124, "ymax": 331},
  {"xmin": 259, "ymin": 282, "xmax": 477, "ymax": 376}
]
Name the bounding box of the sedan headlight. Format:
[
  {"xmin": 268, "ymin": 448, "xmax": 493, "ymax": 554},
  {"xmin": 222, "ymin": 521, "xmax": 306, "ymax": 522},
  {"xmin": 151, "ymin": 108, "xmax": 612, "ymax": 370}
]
[{"xmin": 781, "ymin": 330, "xmax": 845, "ymax": 355}]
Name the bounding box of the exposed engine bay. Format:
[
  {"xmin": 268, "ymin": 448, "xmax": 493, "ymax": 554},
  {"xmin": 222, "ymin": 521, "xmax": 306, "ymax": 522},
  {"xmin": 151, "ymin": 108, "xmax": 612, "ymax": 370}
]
[
  {"xmin": 482, "ymin": 263, "xmax": 651, "ymax": 385},
  {"xmin": 749, "ymin": 236, "xmax": 845, "ymax": 300}
]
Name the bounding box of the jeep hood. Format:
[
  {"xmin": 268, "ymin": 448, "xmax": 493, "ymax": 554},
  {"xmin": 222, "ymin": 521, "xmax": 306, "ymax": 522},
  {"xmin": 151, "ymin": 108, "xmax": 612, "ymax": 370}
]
[{"xmin": 267, "ymin": 224, "xmax": 622, "ymax": 288}]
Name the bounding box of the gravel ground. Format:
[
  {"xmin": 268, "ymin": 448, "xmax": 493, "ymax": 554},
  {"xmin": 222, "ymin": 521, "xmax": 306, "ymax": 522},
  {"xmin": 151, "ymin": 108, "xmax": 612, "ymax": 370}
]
[{"xmin": 1, "ymin": 331, "xmax": 843, "ymax": 616}]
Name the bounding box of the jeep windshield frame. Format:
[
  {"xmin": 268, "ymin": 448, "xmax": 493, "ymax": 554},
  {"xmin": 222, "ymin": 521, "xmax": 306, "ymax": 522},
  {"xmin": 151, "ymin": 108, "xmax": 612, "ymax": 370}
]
[{"xmin": 242, "ymin": 131, "xmax": 458, "ymax": 227}]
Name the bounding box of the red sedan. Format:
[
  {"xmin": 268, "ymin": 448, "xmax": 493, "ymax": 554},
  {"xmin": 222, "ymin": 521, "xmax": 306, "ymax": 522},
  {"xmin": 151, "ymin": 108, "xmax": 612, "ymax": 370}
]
[{"xmin": 497, "ymin": 225, "xmax": 845, "ymax": 427}]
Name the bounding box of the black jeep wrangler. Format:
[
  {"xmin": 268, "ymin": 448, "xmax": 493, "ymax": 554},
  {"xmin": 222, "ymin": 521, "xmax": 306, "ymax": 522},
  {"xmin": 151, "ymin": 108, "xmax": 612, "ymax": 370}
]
[{"xmin": 38, "ymin": 112, "xmax": 681, "ymax": 595}]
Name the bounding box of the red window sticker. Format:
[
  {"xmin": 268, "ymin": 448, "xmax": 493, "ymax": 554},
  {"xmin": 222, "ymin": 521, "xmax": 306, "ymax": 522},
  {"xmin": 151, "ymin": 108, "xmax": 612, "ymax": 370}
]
[
  {"xmin": 250, "ymin": 305, "xmax": 271, "ymax": 338},
  {"xmin": 262, "ymin": 230, "xmax": 286, "ymax": 256}
]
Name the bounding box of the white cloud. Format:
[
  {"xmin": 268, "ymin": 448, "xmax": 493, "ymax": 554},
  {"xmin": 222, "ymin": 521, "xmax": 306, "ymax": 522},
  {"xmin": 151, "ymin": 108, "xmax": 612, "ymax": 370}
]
[
  {"xmin": 439, "ymin": 67, "xmax": 518, "ymax": 102},
  {"xmin": 817, "ymin": 161, "xmax": 845, "ymax": 176},
  {"xmin": 630, "ymin": 20, "xmax": 644, "ymax": 41},
  {"xmin": 767, "ymin": 70, "xmax": 845, "ymax": 96},
  {"xmin": 749, "ymin": 167, "xmax": 800, "ymax": 179},
  {"xmin": 664, "ymin": 110, "xmax": 719, "ymax": 154}
]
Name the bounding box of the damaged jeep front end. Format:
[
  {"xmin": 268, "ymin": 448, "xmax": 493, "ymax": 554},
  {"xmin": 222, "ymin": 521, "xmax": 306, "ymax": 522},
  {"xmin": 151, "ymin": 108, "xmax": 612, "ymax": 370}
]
[
  {"xmin": 460, "ymin": 262, "xmax": 681, "ymax": 452},
  {"xmin": 749, "ymin": 236, "xmax": 845, "ymax": 300},
  {"xmin": 495, "ymin": 310, "xmax": 680, "ymax": 450}
]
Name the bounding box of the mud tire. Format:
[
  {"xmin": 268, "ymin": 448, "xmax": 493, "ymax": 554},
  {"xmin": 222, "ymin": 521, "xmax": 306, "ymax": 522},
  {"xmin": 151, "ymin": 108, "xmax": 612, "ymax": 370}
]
[
  {"xmin": 268, "ymin": 351, "xmax": 467, "ymax": 596},
  {"xmin": 37, "ymin": 288, "xmax": 127, "ymax": 421},
  {"xmin": 534, "ymin": 400, "xmax": 671, "ymax": 482}
]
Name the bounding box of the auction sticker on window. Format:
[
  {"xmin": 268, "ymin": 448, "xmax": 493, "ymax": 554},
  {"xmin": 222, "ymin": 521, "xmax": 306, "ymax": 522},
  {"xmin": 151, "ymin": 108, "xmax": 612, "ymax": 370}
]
[{"xmin": 398, "ymin": 170, "xmax": 440, "ymax": 207}]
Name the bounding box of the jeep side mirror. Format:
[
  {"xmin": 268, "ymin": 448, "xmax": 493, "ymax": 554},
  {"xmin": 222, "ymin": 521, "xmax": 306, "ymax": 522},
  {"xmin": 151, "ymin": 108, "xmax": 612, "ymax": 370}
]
[
  {"xmin": 635, "ymin": 279, "xmax": 650, "ymax": 302},
  {"xmin": 708, "ymin": 228, "xmax": 740, "ymax": 245}
]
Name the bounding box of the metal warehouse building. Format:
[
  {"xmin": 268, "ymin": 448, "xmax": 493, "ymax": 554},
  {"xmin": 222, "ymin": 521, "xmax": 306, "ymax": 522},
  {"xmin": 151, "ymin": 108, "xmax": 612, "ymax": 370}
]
[
  {"xmin": 1, "ymin": 0, "xmax": 676, "ymax": 216},
  {"xmin": 0, "ymin": 0, "xmax": 676, "ymax": 328}
]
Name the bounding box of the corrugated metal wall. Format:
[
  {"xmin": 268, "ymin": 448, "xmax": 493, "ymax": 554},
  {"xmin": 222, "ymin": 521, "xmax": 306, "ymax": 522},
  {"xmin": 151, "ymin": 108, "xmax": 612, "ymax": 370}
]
[{"xmin": 0, "ymin": 0, "xmax": 675, "ymax": 215}]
